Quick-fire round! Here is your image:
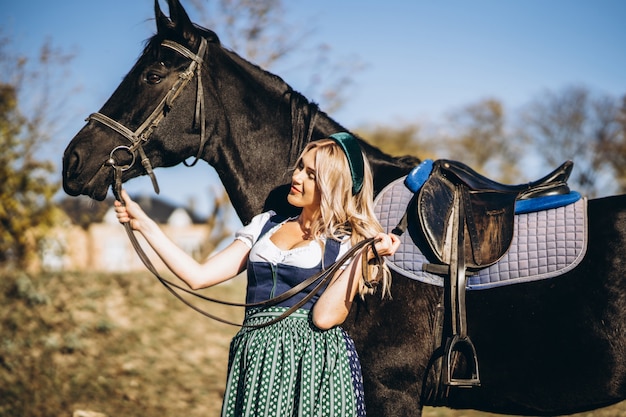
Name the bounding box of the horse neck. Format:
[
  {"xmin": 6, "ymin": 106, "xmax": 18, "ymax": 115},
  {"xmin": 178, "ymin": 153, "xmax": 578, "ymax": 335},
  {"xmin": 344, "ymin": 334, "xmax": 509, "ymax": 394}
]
[
  {"xmin": 202, "ymin": 45, "xmax": 417, "ymax": 224},
  {"xmin": 202, "ymin": 48, "xmax": 329, "ymax": 223}
]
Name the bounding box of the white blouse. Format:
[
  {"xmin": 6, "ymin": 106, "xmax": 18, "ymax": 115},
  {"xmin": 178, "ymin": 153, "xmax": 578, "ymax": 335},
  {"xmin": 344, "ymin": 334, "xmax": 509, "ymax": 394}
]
[{"xmin": 235, "ymin": 211, "xmax": 352, "ymax": 268}]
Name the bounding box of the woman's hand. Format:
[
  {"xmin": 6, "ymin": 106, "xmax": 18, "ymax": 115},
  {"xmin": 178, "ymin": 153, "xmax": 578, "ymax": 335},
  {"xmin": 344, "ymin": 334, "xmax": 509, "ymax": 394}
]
[
  {"xmin": 372, "ymin": 232, "xmax": 401, "ymax": 258},
  {"xmin": 114, "ymin": 189, "xmax": 148, "ymax": 231},
  {"xmin": 113, "ymin": 188, "xmax": 249, "ymax": 289},
  {"xmin": 312, "ymin": 232, "xmax": 401, "ymax": 330}
]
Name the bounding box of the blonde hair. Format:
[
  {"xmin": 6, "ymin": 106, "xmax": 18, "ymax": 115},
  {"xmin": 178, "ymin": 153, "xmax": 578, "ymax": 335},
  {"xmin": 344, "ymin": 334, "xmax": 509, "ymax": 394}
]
[{"xmin": 294, "ymin": 139, "xmax": 391, "ymax": 297}]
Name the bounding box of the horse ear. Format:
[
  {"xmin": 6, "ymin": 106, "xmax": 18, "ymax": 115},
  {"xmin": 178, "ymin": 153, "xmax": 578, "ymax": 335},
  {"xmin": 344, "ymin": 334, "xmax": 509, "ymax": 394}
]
[
  {"xmin": 166, "ymin": 0, "xmax": 199, "ymax": 46},
  {"xmin": 155, "ymin": 0, "xmax": 171, "ymax": 35}
]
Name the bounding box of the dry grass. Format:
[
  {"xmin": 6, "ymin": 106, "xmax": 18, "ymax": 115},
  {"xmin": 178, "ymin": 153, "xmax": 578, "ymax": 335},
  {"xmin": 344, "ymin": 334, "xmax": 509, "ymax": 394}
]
[
  {"xmin": 0, "ymin": 270, "xmax": 243, "ymax": 416},
  {"xmin": 1, "ymin": 269, "xmax": 625, "ymax": 417}
]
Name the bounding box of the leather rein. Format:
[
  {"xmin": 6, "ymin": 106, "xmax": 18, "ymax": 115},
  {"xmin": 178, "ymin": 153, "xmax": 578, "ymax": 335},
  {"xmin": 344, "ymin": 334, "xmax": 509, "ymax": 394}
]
[
  {"xmin": 112, "ymin": 167, "xmax": 381, "ymax": 328},
  {"xmin": 97, "ymin": 37, "xmax": 383, "ymax": 328}
]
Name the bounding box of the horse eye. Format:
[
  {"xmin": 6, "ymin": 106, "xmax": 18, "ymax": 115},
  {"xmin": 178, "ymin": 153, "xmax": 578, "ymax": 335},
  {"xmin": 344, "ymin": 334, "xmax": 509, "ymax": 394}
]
[{"xmin": 146, "ymin": 73, "xmax": 162, "ymax": 84}]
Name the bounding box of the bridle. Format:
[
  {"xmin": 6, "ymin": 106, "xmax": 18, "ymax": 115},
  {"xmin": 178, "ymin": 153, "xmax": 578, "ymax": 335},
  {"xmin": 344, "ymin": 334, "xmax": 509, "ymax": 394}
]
[
  {"xmin": 87, "ymin": 35, "xmax": 385, "ymax": 327},
  {"xmin": 88, "ymin": 37, "xmax": 210, "ymax": 195}
]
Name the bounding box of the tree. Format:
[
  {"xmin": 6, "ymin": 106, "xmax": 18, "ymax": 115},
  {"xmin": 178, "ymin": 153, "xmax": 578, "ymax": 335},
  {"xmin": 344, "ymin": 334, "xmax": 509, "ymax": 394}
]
[
  {"xmin": 441, "ymin": 98, "xmax": 521, "ymax": 182},
  {"xmin": 0, "ymin": 83, "xmax": 57, "ymax": 269},
  {"xmin": 355, "ymin": 100, "xmax": 521, "ymax": 183},
  {"xmin": 357, "ymin": 124, "xmax": 436, "ymax": 162},
  {"xmin": 519, "ymin": 86, "xmax": 622, "ymax": 198},
  {"xmin": 594, "ymin": 95, "xmax": 626, "ymax": 193},
  {"xmin": 0, "ymin": 37, "xmax": 70, "ymax": 270}
]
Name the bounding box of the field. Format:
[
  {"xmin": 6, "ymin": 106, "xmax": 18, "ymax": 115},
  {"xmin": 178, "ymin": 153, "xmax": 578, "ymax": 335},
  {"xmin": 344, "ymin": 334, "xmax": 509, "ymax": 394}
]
[{"xmin": 1, "ymin": 270, "xmax": 625, "ymax": 417}]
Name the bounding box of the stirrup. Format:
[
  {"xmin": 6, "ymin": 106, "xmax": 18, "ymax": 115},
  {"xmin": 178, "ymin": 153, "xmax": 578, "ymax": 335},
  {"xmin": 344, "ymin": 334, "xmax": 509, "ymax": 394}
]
[{"xmin": 443, "ymin": 334, "xmax": 481, "ymax": 387}]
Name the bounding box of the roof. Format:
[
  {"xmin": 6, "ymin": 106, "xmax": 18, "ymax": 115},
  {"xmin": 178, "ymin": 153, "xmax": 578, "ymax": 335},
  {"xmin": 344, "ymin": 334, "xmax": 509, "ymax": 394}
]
[{"xmin": 58, "ymin": 194, "xmax": 207, "ymax": 228}]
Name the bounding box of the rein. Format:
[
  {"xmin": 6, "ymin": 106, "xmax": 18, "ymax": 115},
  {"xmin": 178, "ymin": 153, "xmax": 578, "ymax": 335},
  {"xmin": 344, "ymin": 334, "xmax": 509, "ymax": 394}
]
[
  {"xmin": 110, "ymin": 166, "xmax": 381, "ymax": 328},
  {"xmin": 100, "ymin": 36, "xmax": 383, "ymax": 328},
  {"xmin": 92, "ymin": 37, "xmax": 210, "ymax": 195}
]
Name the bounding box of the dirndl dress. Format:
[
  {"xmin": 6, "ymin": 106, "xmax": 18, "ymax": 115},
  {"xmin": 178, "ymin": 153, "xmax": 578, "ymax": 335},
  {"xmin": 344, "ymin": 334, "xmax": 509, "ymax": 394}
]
[{"xmin": 221, "ymin": 213, "xmax": 366, "ymax": 417}]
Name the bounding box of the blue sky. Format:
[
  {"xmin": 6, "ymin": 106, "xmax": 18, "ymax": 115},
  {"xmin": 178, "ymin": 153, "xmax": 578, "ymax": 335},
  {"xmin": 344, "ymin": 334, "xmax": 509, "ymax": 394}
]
[{"xmin": 5, "ymin": 0, "xmax": 626, "ymax": 218}]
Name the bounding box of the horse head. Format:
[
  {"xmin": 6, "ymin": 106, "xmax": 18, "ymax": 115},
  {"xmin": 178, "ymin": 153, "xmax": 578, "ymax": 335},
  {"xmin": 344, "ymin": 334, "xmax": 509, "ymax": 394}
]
[
  {"xmin": 62, "ymin": 0, "xmax": 418, "ymax": 223},
  {"xmin": 63, "ymin": 0, "xmax": 220, "ymax": 197}
]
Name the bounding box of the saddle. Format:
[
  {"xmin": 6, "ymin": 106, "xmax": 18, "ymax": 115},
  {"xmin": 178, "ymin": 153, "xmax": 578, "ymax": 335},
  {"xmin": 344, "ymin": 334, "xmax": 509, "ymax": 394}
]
[
  {"xmin": 394, "ymin": 159, "xmax": 573, "ymax": 387},
  {"xmin": 418, "ymin": 159, "xmax": 573, "ymax": 270}
]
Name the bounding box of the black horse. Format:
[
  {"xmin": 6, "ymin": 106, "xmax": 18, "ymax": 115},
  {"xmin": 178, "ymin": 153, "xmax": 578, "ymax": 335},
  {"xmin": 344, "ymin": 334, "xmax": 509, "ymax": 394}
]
[{"xmin": 63, "ymin": 1, "xmax": 626, "ymax": 415}]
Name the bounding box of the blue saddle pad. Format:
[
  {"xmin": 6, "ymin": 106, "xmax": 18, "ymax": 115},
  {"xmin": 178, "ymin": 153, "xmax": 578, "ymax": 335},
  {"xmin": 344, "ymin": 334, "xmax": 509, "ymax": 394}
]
[{"xmin": 374, "ymin": 176, "xmax": 588, "ymax": 290}]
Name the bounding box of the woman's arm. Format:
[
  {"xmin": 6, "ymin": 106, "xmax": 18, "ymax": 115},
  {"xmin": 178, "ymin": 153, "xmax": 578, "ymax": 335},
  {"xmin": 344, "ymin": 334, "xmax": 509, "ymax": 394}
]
[
  {"xmin": 312, "ymin": 232, "xmax": 400, "ymax": 330},
  {"xmin": 115, "ymin": 190, "xmax": 249, "ymax": 290}
]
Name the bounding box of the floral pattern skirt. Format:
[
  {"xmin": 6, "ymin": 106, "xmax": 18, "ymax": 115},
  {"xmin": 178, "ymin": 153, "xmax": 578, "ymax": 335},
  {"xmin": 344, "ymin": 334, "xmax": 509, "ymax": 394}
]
[{"xmin": 221, "ymin": 307, "xmax": 366, "ymax": 417}]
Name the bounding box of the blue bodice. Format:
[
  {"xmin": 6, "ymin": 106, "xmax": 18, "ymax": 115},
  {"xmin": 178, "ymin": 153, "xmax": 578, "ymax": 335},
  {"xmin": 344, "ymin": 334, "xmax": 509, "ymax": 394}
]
[{"xmin": 245, "ymin": 215, "xmax": 341, "ymax": 311}]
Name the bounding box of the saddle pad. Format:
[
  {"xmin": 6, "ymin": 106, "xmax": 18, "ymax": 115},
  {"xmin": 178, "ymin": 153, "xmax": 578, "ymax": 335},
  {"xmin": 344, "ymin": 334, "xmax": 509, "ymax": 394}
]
[{"xmin": 374, "ymin": 177, "xmax": 588, "ymax": 290}]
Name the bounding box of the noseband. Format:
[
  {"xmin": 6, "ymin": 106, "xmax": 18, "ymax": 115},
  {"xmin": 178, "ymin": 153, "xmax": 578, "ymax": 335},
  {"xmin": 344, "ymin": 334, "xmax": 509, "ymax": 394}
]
[{"xmin": 87, "ymin": 37, "xmax": 209, "ymax": 195}]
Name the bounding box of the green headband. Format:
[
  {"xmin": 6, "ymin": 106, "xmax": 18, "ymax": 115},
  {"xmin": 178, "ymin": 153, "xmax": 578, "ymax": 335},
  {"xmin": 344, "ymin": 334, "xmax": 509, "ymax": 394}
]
[{"xmin": 328, "ymin": 132, "xmax": 364, "ymax": 195}]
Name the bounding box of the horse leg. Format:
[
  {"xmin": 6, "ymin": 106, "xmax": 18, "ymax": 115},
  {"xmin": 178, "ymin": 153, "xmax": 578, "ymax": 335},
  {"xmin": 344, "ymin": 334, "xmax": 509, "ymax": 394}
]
[{"xmin": 345, "ymin": 278, "xmax": 441, "ymax": 416}]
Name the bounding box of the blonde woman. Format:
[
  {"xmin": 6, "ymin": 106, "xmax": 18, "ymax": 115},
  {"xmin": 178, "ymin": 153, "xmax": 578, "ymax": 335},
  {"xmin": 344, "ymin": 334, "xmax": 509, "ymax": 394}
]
[{"xmin": 114, "ymin": 132, "xmax": 400, "ymax": 416}]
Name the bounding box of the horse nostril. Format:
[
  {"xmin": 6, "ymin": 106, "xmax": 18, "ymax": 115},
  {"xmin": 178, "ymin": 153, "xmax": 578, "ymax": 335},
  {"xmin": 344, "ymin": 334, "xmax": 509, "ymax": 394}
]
[{"xmin": 64, "ymin": 149, "xmax": 83, "ymax": 178}]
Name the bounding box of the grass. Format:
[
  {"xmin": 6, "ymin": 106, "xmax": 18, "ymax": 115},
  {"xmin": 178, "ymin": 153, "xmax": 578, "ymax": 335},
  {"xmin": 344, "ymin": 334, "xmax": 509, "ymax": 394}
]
[
  {"xmin": 0, "ymin": 270, "xmax": 243, "ymax": 417},
  {"xmin": 1, "ymin": 269, "xmax": 626, "ymax": 416}
]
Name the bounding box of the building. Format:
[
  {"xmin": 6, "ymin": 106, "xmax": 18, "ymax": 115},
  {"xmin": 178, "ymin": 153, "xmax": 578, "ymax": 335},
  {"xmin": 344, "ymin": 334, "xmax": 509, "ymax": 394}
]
[{"xmin": 44, "ymin": 195, "xmax": 214, "ymax": 273}]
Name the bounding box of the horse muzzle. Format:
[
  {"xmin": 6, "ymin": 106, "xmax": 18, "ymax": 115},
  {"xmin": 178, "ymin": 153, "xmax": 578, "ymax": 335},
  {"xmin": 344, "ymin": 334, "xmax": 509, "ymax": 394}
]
[{"xmin": 62, "ymin": 145, "xmax": 114, "ymax": 200}]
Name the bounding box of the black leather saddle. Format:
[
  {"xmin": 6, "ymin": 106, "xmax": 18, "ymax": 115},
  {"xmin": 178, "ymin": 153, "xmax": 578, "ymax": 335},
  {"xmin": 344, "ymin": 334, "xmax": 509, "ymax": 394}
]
[
  {"xmin": 394, "ymin": 158, "xmax": 573, "ymax": 387},
  {"xmin": 419, "ymin": 159, "xmax": 573, "ymax": 270}
]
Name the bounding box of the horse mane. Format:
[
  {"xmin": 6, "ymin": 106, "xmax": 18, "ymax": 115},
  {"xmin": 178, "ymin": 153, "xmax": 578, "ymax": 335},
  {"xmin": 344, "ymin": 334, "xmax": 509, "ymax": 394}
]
[
  {"xmin": 138, "ymin": 18, "xmax": 420, "ymax": 205},
  {"xmin": 219, "ymin": 45, "xmax": 306, "ymax": 103},
  {"xmin": 215, "ymin": 45, "xmax": 422, "ymax": 170}
]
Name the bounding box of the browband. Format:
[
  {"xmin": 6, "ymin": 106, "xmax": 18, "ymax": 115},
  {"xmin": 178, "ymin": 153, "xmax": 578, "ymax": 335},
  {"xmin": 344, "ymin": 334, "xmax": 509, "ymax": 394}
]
[{"xmin": 329, "ymin": 132, "xmax": 364, "ymax": 195}]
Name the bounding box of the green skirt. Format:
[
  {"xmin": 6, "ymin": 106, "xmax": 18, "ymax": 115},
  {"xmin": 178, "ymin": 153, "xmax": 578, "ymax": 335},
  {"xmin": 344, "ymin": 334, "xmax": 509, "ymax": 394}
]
[{"xmin": 221, "ymin": 307, "xmax": 366, "ymax": 417}]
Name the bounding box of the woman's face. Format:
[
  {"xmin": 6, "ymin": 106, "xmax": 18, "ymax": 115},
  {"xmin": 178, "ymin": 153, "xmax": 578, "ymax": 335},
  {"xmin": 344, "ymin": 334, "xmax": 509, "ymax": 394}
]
[{"xmin": 288, "ymin": 148, "xmax": 321, "ymax": 211}]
